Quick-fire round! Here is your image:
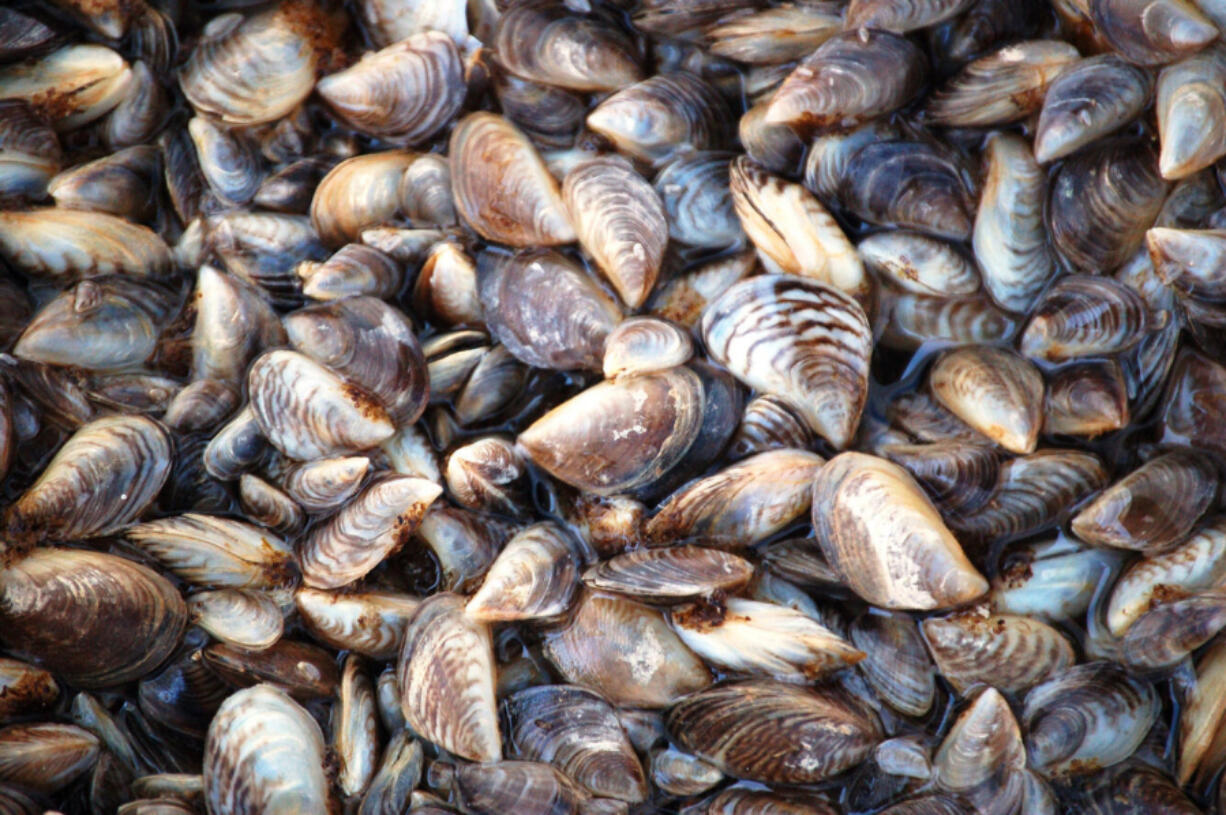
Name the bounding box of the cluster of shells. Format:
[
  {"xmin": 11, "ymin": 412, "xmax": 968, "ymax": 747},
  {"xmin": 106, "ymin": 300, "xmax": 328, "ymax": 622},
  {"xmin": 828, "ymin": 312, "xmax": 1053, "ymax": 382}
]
[{"xmin": 6, "ymin": 0, "xmax": 1226, "ymax": 812}]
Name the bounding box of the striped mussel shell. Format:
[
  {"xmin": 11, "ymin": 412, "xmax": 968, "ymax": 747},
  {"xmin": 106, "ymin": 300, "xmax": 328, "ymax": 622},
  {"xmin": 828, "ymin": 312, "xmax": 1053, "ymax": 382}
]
[
  {"xmin": 1072, "ymin": 448, "xmax": 1218, "ymax": 553},
  {"xmin": 1022, "ymin": 662, "xmax": 1159, "ymax": 777},
  {"xmin": 587, "ymin": 72, "xmax": 733, "ymax": 165},
  {"xmin": 928, "ymin": 346, "xmax": 1044, "ymax": 454},
  {"xmin": 1043, "ymin": 360, "xmax": 1131, "ymax": 438},
  {"xmin": 739, "ymin": 98, "xmax": 805, "ymax": 176},
  {"xmin": 880, "ymin": 441, "xmax": 999, "ymax": 518},
  {"xmin": 729, "ymin": 157, "xmax": 867, "ymax": 300},
  {"xmin": 450, "ymin": 113, "xmax": 575, "ymax": 246},
  {"xmin": 187, "ymin": 116, "xmax": 261, "ymax": 207},
  {"xmin": 933, "ymin": 687, "xmax": 1024, "ymax": 794},
  {"xmin": 1177, "ymin": 635, "xmax": 1226, "ymax": 787},
  {"xmin": 0, "ymin": 722, "xmax": 99, "ymax": 793},
  {"xmin": 310, "ymin": 150, "xmax": 415, "ymax": 248},
  {"xmin": 47, "ymin": 143, "xmax": 158, "ymax": 220},
  {"xmin": 126, "ymin": 513, "xmax": 297, "ymax": 590},
  {"xmin": 191, "ymin": 266, "xmax": 284, "ymax": 386},
  {"xmin": 0, "ymin": 44, "xmax": 131, "ymax": 130},
  {"xmin": 447, "ymin": 760, "xmax": 589, "ymax": 815},
  {"xmin": 668, "ymin": 597, "xmax": 866, "ymax": 682},
  {"xmin": 702, "ymin": 275, "xmax": 870, "ymax": 450},
  {"xmin": 247, "ymin": 349, "xmax": 395, "ymax": 461},
  {"xmin": 279, "ymin": 456, "xmax": 369, "ymax": 514},
  {"xmin": 464, "ymin": 522, "xmax": 581, "ymax": 623},
  {"xmin": 859, "ymin": 230, "xmax": 979, "ymax": 298},
  {"xmin": 412, "ymin": 241, "xmax": 480, "ymax": 327},
  {"xmin": 330, "ymin": 656, "xmax": 378, "ymax": 800},
  {"xmin": 479, "ymin": 248, "xmax": 621, "ymax": 372},
  {"xmin": 765, "ymin": 29, "xmax": 926, "ymax": 137},
  {"xmin": 880, "ymin": 292, "xmax": 1020, "ymax": 351},
  {"xmin": 603, "ymin": 318, "xmax": 693, "ymax": 381},
  {"xmin": 518, "ymin": 367, "xmax": 706, "ymax": 496},
  {"xmin": 494, "ymin": 0, "xmax": 642, "ymax": 91},
  {"xmin": 646, "ymin": 449, "xmax": 824, "ymax": 548},
  {"xmin": 691, "ymin": 787, "xmax": 840, "ymax": 814},
  {"xmin": 397, "ymin": 153, "xmax": 453, "ymax": 228},
  {"xmin": 1161, "ymin": 348, "xmax": 1226, "ymax": 457},
  {"xmin": 203, "ymin": 406, "xmax": 268, "ymax": 481},
  {"xmin": 15, "ymin": 276, "xmax": 174, "ymax": 373},
  {"xmin": 582, "ymin": 546, "xmax": 753, "ymax": 602},
  {"xmin": 1090, "ymin": 0, "xmax": 1218, "ymax": 66},
  {"xmin": 180, "ymin": 1, "xmax": 342, "ymax": 126},
  {"xmin": 285, "ymin": 296, "xmax": 429, "ymax": 426},
  {"xmin": 953, "ymin": 449, "xmax": 1109, "ymax": 545},
  {"xmin": 0, "ymin": 100, "xmax": 61, "ymax": 203},
  {"xmin": 295, "ymin": 588, "xmax": 418, "ymax": 659},
  {"xmin": 0, "ymin": 549, "xmax": 186, "ymax": 688},
  {"xmin": 990, "ymin": 537, "xmax": 1123, "ymax": 622},
  {"xmin": 1035, "ymin": 55, "xmax": 1153, "ymax": 164},
  {"xmin": 254, "ymin": 157, "xmax": 334, "ymax": 216},
  {"xmin": 727, "ymin": 395, "xmax": 813, "ymax": 459},
  {"xmin": 812, "ymin": 452, "xmax": 988, "ymax": 610},
  {"xmin": 1020, "ymin": 275, "xmax": 1160, "ymax": 361},
  {"xmin": 563, "ymin": 155, "xmax": 667, "ymax": 309},
  {"xmin": 203, "ymin": 684, "xmax": 333, "ymax": 815},
  {"xmin": 1105, "ymin": 515, "xmax": 1226, "ymax": 636},
  {"xmin": 1118, "ymin": 589, "xmax": 1226, "ymax": 668},
  {"xmin": 413, "ymin": 504, "xmax": 513, "ymax": 593},
  {"xmin": 203, "ymin": 638, "xmax": 340, "ymax": 699},
  {"xmin": 0, "ymin": 7, "xmax": 58, "ymax": 62},
  {"xmin": 925, "ymin": 40, "xmax": 1079, "ymax": 127},
  {"xmin": 445, "ymin": 436, "xmax": 527, "ymax": 516},
  {"xmin": 666, "ymin": 679, "xmax": 883, "ymax": 785},
  {"xmin": 397, "ymin": 592, "xmax": 501, "ymax": 762},
  {"xmin": 317, "ymin": 31, "xmax": 464, "ymax": 146},
  {"xmin": 5, "ymin": 415, "xmax": 169, "ymax": 549},
  {"xmin": 651, "ymin": 745, "xmax": 723, "ymax": 797},
  {"xmin": 299, "ymin": 473, "xmax": 441, "ymax": 589},
  {"xmin": 206, "ymin": 210, "xmax": 325, "ymax": 306},
  {"xmin": 357, "ymin": 0, "xmax": 466, "ymax": 47},
  {"xmin": 973, "ymin": 132, "xmax": 1058, "ymax": 315},
  {"xmin": 0, "ymin": 208, "xmax": 171, "ymax": 282},
  {"xmin": 849, "ymin": 610, "xmax": 936, "ymax": 717},
  {"xmin": 840, "ymin": 140, "xmax": 976, "ymax": 242},
  {"xmin": 187, "ymin": 588, "xmax": 282, "ymax": 651},
  {"xmin": 1156, "ymin": 44, "xmax": 1226, "ymax": 180},
  {"xmin": 1048, "ymin": 140, "xmax": 1169, "ymax": 274},
  {"xmin": 359, "ymin": 730, "xmax": 422, "ymax": 815},
  {"xmin": 654, "ymin": 152, "xmax": 743, "ymax": 249},
  {"xmin": 706, "ymin": 4, "xmax": 841, "ymax": 63},
  {"xmin": 922, "ymin": 607, "xmax": 1077, "ymax": 695},
  {"xmin": 505, "ymin": 684, "xmax": 647, "ymax": 803},
  {"xmin": 543, "ymin": 591, "xmax": 712, "ymax": 708},
  {"xmin": 1147, "ymin": 227, "xmax": 1226, "ymax": 307},
  {"xmin": 107, "ymin": 60, "xmax": 165, "ymax": 150},
  {"xmin": 846, "ymin": 0, "xmax": 976, "ymax": 31},
  {"xmin": 803, "ymin": 120, "xmax": 902, "ymax": 204}
]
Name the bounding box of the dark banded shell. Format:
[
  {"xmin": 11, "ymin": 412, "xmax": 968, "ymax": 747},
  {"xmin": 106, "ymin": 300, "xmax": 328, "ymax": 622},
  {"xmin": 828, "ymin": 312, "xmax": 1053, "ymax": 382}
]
[
  {"xmin": 1035, "ymin": 55, "xmax": 1153, "ymax": 163},
  {"xmin": 582, "ymin": 546, "xmax": 753, "ymax": 602},
  {"xmin": 665, "ymin": 680, "xmax": 882, "ymax": 784},
  {"xmin": 929, "ymin": 346, "xmax": 1044, "ymax": 454},
  {"xmin": 1020, "ymin": 275, "xmax": 1157, "ymax": 361},
  {"xmin": 702, "ymin": 275, "xmax": 870, "ymax": 450},
  {"xmin": 922, "ymin": 609, "xmax": 1076, "ymax": 694},
  {"xmin": 840, "ymin": 141, "xmax": 975, "ymax": 242},
  {"xmin": 494, "ymin": 0, "xmax": 642, "ymax": 91}
]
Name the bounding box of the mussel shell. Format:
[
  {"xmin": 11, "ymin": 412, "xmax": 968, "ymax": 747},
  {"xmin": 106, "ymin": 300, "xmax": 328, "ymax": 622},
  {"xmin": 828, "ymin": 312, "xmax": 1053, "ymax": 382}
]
[
  {"xmin": 1156, "ymin": 44, "xmax": 1226, "ymax": 180},
  {"xmin": 0, "ymin": 548, "xmax": 186, "ymax": 688},
  {"xmin": 0, "ymin": 658, "xmax": 58, "ymax": 722},
  {"xmin": 666, "ymin": 679, "xmax": 882, "ymax": 784},
  {"xmin": 729, "ymin": 156, "xmax": 867, "ymax": 299},
  {"xmin": 924, "ymin": 40, "xmax": 1079, "ymax": 127},
  {"xmin": 586, "ymin": 72, "xmax": 733, "ymax": 165},
  {"xmin": 702, "ymin": 275, "xmax": 871, "ymax": 449},
  {"xmin": 929, "ymin": 346, "xmax": 1044, "ymax": 454},
  {"xmin": 1043, "ymin": 359, "xmax": 1131, "ymax": 437},
  {"xmin": 653, "ymin": 152, "xmax": 743, "ymax": 249},
  {"xmin": 494, "ymin": 0, "xmax": 642, "ymax": 91},
  {"xmin": 203, "ymin": 684, "xmax": 332, "ymax": 815},
  {"xmin": 204, "ymin": 639, "xmax": 339, "ymax": 699},
  {"xmin": 452, "ymin": 760, "xmax": 588, "ymax": 815},
  {"xmin": 0, "ymin": 208, "xmax": 171, "ymax": 282},
  {"xmin": 310, "ymin": 150, "xmax": 415, "ymax": 249},
  {"xmin": 187, "ymin": 589, "xmax": 283, "ymax": 651},
  {"xmin": 1020, "ymin": 275, "xmax": 1157, "ymax": 361},
  {"xmin": 840, "ymin": 141, "xmax": 975, "ymax": 241},
  {"xmin": 0, "ymin": 44, "xmax": 131, "ymax": 130},
  {"xmin": 849, "ymin": 611, "xmax": 936, "ymax": 718},
  {"xmin": 765, "ymin": 29, "xmax": 926, "ymax": 136},
  {"xmin": 564, "ymin": 155, "xmax": 667, "ymax": 309},
  {"xmin": 727, "ymin": 395, "xmax": 814, "ymax": 459},
  {"xmin": 1147, "ymin": 227, "xmax": 1226, "ymax": 306},
  {"xmin": 1022, "ymin": 661, "xmax": 1159, "ymax": 777},
  {"xmin": 922, "ymin": 609, "xmax": 1076, "ymax": 694},
  {"xmin": 0, "ymin": 722, "xmax": 100, "ymax": 793},
  {"xmin": 1120, "ymin": 590, "xmax": 1226, "ymax": 668},
  {"xmin": 880, "ymin": 441, "xmax": 999, "ymax": 518},
  {"xmin": 707, "ymin": 4, "xmax": 842, "ymax": 62},
  {"xmin": 505, "ymin": 685, "xmax": 647, "ymax": 803},
  {"xmin": 1160, "ymin": 348, "xmax": 1226, "ymax": 456},
  {"xmin": 397, "ymin": 593, "xmax": 501, "ymax": 762},
  {"xmin": 1071, "ymin": 449, "xmax": 1217, "ymax": 553},
  {"xmin": 492, "ymin": 72, "xmax": 587, "ymax": 150},
  {"xmin": 1089, "ymin": 0, "xmax": 1218, "ymax": 66},
  {"xmin": 316, "ymin": 32, "xmax": 465, "ymax": 146},
  {"xmin": 450, "ymin": 112, "xmax": 575, "ymax": 246},
  {"xmin": 812, "ymin": 452, "xmax": 988, "ymax": 610},
  {"xmin": 295, "ymin": 588, "xmax": 418, "ymax": 659},
  {"xmin": 247, "ymin": 349, "xmax": 395, "ymax": 461},
  {"xmin": 582, "ymin": 546, "xmax": 752, "ymax": 602},
  {"xmin": 465, "ymin": 522, "xmax": 580, "ymax": 622},
  {"xmin": 191, "ymin": 266, "xmax": 284, "ymax": 385},
  {"xmin": 1048, "ymin": 140, "xmax": 1168, "ymax": 273},
  {"xmin": 1035, "ymin": 55, "xmax": 1153, "ymax": 163},
  {"xmin": 479, "ymin": 248, "xmax": 621, "ymax": 372},
  {"xmin": 542, "ymin": 591, "xmax": 712, "ymax": 708},
  {"xmin": 0, "ymin": 8, "xmax": 58, "ymax": 62},
  {"xmin": 125, "ymin": 513, "xmax": 298, "ymax": 591},
  {"xmin": 6, "ymin": 414, "xmax": 170, "ymax": 547}
]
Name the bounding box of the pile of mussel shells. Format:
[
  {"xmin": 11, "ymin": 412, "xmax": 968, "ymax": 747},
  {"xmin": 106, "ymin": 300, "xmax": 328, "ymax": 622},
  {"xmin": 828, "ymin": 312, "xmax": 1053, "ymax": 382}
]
[{"xmin": 6, "ymin": 0, "xmax": 1226, "ymax": 813}]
